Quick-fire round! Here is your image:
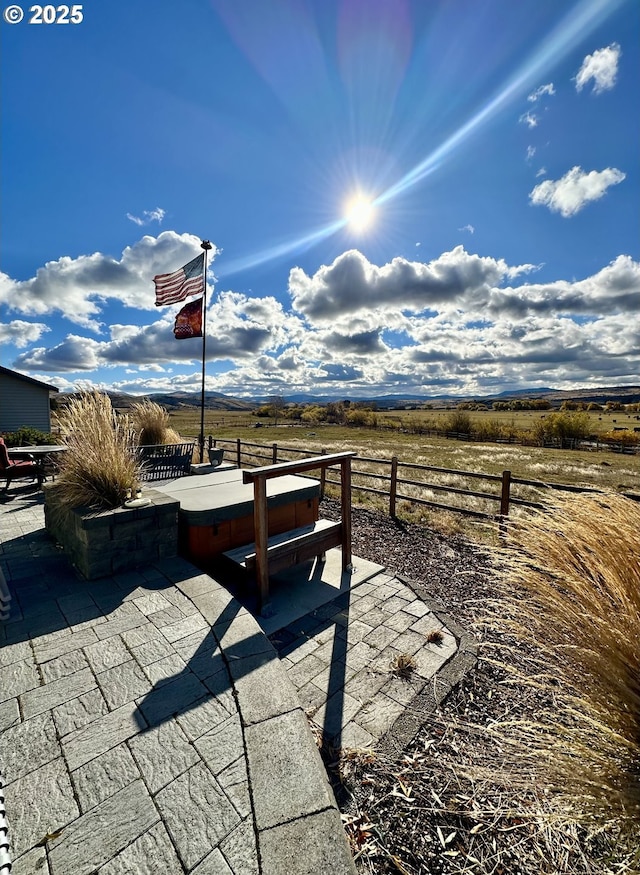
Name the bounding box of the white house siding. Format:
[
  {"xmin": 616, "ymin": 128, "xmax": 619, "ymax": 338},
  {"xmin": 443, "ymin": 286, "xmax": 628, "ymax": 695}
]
[{"xmin": 0, "ymin": 370, "xmax": 57, "ymax": 432}]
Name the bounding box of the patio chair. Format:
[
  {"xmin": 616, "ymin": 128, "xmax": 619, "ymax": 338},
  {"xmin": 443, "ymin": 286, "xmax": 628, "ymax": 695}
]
[
  {"xmin": 0, "ymin": 438, "xmax": 43, "ymax": 491},
  {"xmin": 137, "ymin": 442, "xmax": 195, "ymax": 481}
]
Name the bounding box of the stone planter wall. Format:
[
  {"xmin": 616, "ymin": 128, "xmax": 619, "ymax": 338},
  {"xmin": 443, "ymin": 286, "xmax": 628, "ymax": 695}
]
[{"xmin": 43, "ymin": 484, "xmax": 180, "ymax": 579}]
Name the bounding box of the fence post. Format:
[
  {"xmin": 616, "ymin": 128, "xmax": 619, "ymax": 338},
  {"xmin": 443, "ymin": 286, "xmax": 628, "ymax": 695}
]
[
  {"xmin": 500, "ymin": 470, "xmax": 511, "ymax": 516},
  {"xmin": 236, "ymin": 438, "xmax": 242, "ymax": 468},
  {"xmin": 272, "ymin": 443, "xmax": 278, "ymax": 464},
  {"xmin": 320, "ymin": 448, "xmax": 327, "ymax": 499},
  {"xmin": 390, "ymin": 456, "xmax": 398, "ymax": 518}
]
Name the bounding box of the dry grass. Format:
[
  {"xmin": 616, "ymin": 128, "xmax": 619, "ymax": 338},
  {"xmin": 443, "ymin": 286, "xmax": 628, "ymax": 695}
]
[
  {"xmin": 338, "ymin": 735, "xmax": 635, "ymax": 875},
  {"xmin": 390, "ymin": 653, "xmax": 417, "ymax": 678},
  {"xmin": 54, "ymin": 391, "xmax": 140, "ymax": 510},
  {"xmin": 131, "ymin": 399, "xmax": 175, "ymax": 446},
  {"xmin": 484, "ymin": 493, "xmax": 640, "ymax": 840}
]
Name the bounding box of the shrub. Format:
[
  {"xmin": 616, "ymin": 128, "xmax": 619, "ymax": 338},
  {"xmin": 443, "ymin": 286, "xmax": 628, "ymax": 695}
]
[
  {"xmin": 130, "ymin": 399, "xmax": 172, "ymax": 446},
  {"xmin": 2, "ymin": 426, "xmax": 57, "ymax": 447},
  {"xmin": 444, "ymin": 410, "xmax": 472, "ymax": 435},
  {"xmin": 346, "ymin": 408, "xmax": 377, "ymax": 427},
  {"xmin": 598, "ymin": 429, "xmax": 640, "ymax": 447},
  {"xmin": 54, "ymin": 390, "xmax": 140, "ymax": 510},
  {"xmin": 301, "ymin": 406, "xmax": 325, "ymax": 424},
  {"xmin": 472, "ymin": 417, "xmax": 509, "ymax": 442},
  {"xmin": 487, "ymin": 494, "xmax": 640, "ymax": 835},
  {"xmin": 532, "ymin": 410, "xmax": 592, "ymax": 444}
]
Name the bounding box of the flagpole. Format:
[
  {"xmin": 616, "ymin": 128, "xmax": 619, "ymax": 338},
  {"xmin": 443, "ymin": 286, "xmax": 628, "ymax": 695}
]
[{"xmin": 199, "ymin": 240, "xmax": 212, "ymax": 463}]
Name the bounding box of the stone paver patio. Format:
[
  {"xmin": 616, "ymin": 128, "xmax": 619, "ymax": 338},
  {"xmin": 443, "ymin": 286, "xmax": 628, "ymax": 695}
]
[{"xmin": 0, "ymin": 483, "xmax": 475, "ymax": 873}]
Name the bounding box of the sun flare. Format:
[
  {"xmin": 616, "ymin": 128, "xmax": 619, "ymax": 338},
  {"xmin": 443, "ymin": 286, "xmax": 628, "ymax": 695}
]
[{"xmin": 344, "ymin": 193, "xmax": 376, "ymax": 232}]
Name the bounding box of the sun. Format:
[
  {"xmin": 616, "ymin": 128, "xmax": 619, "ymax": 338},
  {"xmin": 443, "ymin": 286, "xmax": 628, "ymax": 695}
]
[{"xmin": 344, "ymin": 193, "xmax": 376, "ymax": 232}]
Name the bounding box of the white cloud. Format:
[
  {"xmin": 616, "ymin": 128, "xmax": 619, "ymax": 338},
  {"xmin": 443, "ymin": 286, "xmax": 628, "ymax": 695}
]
[
  {"xmin": 527, "ymin": 83, "xmax": 555, "ymax": 102},
  {"xmin": 12, "ymin": 292, "xmax": 304, "ymax": 374},
  {"xmin": 15, "ymin": 335, "xmax": 104, "ymax": 372},
  {"xmin": 6, "ymin": 240, "xmax": 639, "ymax": 399},
  {"xmin": 126, "ymin": 207, "xmax": 166, "ymax": 226},
  {"xmin": 458, "ymin": 224, "xmax": 475, "ymax": 234},
  {"xmin": 575, "ymin": 43, "xmax": 621, "ymax": 94},
  {"xmin": 526, "ymin": 146, "xmax": 536, "ymax": 161},
  {"xmin": 487, "ymin": 255, "xmax": 639, "ymax": 318},
  {"xmin": 0, "ymin": 232, "xmax": 218, "ymax": 329},
  {"xmin": 530, "ymin": 166, "xmax": 625, "ymax": 217},
  {"xmin": 519, "ymin": 111, "xmax": 538, "ymax": 129},
  {"xmin": 289, "ymin": 247, "xmax": 537, "ymax": 322},
  {"xmin": 535, "ymin": 167, "xmax": 547, "ymax": 178},
  {"xmin": 0, "ymin": 320, "xmax": 50, "ymax": 348}
]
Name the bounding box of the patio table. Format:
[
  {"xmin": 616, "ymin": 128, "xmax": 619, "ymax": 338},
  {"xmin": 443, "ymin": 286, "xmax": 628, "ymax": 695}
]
[{"xmin": 7, "ymin": 444, "xmax": 67, "ymax": 480}]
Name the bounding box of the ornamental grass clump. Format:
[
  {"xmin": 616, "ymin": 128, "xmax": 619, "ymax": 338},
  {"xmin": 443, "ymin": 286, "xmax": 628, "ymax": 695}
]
[
  {"xmin": 130, "ymin": 399, "xmax": 181, "ymax": 446},
  {"xmin": 55, "ymin": 390, "xmax": 140, "ymax": 510},
  {"xmin": 486, "ymin": 493, "xmax": 640, "ymax": 838}
]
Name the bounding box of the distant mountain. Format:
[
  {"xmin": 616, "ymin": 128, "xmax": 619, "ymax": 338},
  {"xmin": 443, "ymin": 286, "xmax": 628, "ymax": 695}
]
[
  {"xmin": 58, "ymin": 384, "xmax": 640, "ymax": 412},
  {"xmin": 58, "ymin": 390, "xmax": 256, "ymax": 412},
  {"xmin": 148, "ymin": 391, "xmax": 255, "ymax": 411},
  {"xmin": 494, "ymin": 387, "xmax": 555, "ymax": 397},
  {"xmin": 281, "ymin": 386, "xmax": 640, "ymax": 407},
  {"xmin": 163, "ymin": 385, "xmax": 640, "ymax": 408},
  {"xmin": 531, "ymin": 386, "xmax": 640, "ymax": 404}
]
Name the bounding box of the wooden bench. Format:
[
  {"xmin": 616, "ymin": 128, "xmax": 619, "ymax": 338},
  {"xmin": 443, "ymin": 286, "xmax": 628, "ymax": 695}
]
[
  {"xmin": 236, "ymin": 452, "xmax": 355, "ymax": 613},
  {"xmin": 224, "ymin": 518, "xmax": 343, "ymax": 577}
]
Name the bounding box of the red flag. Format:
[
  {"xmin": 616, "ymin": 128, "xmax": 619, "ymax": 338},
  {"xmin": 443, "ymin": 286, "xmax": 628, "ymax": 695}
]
[
  {"xmin": 154, "ymin": 253, "xmax": 204, "ymax": 306},
  {"xmin": 173, "ymin": 298, "xmax": 203, "ymax": 339}
]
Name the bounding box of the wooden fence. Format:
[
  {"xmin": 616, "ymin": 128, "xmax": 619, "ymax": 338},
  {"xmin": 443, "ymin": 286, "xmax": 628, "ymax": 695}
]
[{"xmin": 207, "ymin": 436, "xmax": 631, "ymax": 522}]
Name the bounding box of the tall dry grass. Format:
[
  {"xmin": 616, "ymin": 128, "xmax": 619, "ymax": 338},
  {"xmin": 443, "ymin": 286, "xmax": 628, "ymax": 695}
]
[
  {"xmin": 55, "ymin": 390, "xmax": 140, "ymax": 510},
  {"xmin": 130, "ymin": 399, "xmax": 177, "ymax": 446},
  {"xmin": 485, "ymin": 493, "xmax": 640, "ymax": 841}
]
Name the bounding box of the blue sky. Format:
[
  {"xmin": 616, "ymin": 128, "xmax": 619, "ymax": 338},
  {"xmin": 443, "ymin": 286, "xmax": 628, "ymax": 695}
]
[{"xmin": 1, "ymin": 0, "xmax": 638, "ymax": 400}]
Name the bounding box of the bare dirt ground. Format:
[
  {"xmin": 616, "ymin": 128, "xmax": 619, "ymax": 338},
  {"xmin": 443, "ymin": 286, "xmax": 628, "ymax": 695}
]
[{"xmin": 320, "ymin": 498, "xmax": 637, "ymax": 875}]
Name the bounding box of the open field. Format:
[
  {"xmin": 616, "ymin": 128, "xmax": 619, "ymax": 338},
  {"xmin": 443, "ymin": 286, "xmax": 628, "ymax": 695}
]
[
  {"xmin": 169, "ymin": 408, "xmax": 639, "ymax": 486},
  {"xmin": 168, "ymin": 409, "xmax": 639, "ymax": 538},
  {"xmin": 376, "ymin": 405, "xmax": 640, "ymax": 434}
]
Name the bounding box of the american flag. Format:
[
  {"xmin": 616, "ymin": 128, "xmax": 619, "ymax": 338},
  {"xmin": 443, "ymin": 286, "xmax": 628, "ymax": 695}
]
[{"xmin": 154, "ymin": 253, "xmax": 204, "ymax": 306}]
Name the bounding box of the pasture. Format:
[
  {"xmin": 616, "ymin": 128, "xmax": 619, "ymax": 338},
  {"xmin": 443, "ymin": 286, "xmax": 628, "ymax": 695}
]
[
  {"xmin": 376, "ymin": 404, "xmax": 640, "ymax": 434},
  {"xmin": 168, "ymin": 409, "xmax": 639, "ymax": 535}
]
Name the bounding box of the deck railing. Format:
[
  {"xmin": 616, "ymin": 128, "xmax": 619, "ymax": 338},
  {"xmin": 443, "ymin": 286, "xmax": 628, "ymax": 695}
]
[{"xmin": 241, "ymin": 451, "xmax": 355, "ymax": 610}]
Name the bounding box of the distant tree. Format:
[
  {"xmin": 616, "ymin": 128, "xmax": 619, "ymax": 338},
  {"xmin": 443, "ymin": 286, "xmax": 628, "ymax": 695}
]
[
  {"xmin": 533, "ymin": 411, "xmax": 591, "ymax": 446},
  {"xmin": 445, "ymin": 410, "xmax": 472, "ymax": 435},
  {"xmin": 325, "ymin": 401, "xmax": 346, "ymax": 424},
  {"xmin": 267, "ymin": 395, "xmax": 286, "ymax": 425},
  {"xmin": 300, "ymin": 405, "xmax": 324, "ymax": 424},
  {"xmin": 346, "ymin": 408, "xmax": 377, "ymax": 427},
  {"xmin": 284, "ymin": 405, "xmax": 304, "ymax": 421}
]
